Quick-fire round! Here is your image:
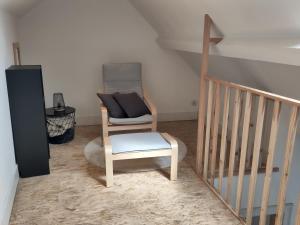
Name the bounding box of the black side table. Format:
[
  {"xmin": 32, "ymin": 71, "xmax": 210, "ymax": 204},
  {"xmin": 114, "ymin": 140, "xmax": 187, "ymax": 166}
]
[{"xmin": 46, "ymin": 106, "xmax": 76, "ymax": 144}]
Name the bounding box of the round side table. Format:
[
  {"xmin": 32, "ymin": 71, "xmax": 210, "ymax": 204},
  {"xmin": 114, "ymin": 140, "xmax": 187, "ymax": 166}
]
[{"xmin": 46, "ymin": 106, "xmax": 76, "ymax": 144}]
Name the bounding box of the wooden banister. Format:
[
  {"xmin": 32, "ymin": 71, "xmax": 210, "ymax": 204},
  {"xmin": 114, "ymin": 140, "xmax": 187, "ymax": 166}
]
[
  {"xmin": 196, "ymin": 15, "xmax": 300, "ymax": 225},
  {"xmin": 207, "ymin": 76, "xmax": 300, "ymax": 106}
]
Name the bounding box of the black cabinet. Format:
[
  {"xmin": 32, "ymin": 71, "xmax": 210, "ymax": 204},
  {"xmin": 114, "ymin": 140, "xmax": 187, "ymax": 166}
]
[{"xmin": 6, "ymin": 65, "xmax": 50, "ymax": 178}]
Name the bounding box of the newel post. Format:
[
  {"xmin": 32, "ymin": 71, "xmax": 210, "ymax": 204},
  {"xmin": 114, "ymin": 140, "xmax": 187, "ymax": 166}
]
[
  {"xmin": 196, "ymin": 15, "xmax": 212, "ymax": 174},
  {"xmin": 196, "ymin": 15, "xmax": 221, "ymax": 174}
]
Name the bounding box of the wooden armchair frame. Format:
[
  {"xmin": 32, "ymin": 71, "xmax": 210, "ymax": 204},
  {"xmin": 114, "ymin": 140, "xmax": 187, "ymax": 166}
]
[{"xmin": 100, "ymin": 91, "xmax": 157, "ymax": 137}]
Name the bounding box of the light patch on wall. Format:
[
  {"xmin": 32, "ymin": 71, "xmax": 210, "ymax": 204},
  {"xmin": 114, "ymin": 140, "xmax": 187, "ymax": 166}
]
[{"xmin": 289, "ymin": 44, "xmax": 300, "ymax": 49}]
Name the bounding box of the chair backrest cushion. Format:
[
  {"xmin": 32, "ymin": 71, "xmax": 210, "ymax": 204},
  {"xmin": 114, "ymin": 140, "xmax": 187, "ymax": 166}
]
[
  {"xmin": 103, "ymin": 63, "xmax": 143, "ymax": 97},
  {"xmin": 97, "ymin": 93, "xmax": 126, "ymax": 118},
  {"xmin": 113, "ymin": 92, "xmax": 151, "ymax": 118}
]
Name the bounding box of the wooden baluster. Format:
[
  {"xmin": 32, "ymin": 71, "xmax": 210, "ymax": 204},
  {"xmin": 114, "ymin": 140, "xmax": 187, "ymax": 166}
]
[
  {"xmin": 203, "ymin": 81, "xmax": 214, "ymax": 180},
  {"xmin": 235, "ymin": 91, "xmax": 252, "ymax": 214},
  {"xmin": 218, "ymin": 86, "xmax": 230, "ymax": 193},
  {"xmin": 259, "ymin": 100, "xmax": 281, "ymax": 225},
  {"xmin": 246, "ymin": 96, "xmax": 266, "ymax": 225},
  {"xmin": 295, "ymin": 195, "xmax": 300, "ymax": 225},
  {"xmin": 210, "ymin": 83, "xmax": 221, "ymax": 184},
  {"xmin": 260, "ymin": 100, "xmax": 273, "ymax": 167},
  {"xmin": 226, "ymin": 89, "xmax": 241, "ymax": 203},
  {"xmin": 275, "ymin": 106, "xmax": 299, "ymax": 225},
  {"xmin": 246, "ymin": 97, "xmax": 256, "ymax": 170}
]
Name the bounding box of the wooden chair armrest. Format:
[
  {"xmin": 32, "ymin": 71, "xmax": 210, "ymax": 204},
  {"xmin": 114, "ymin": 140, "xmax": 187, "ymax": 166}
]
[
  {"xmin": 100, "ymin": 104, "xmax": 107, "ymax": 113},
  {"xmin": 161, "ymin": 133, "xmax": 178, "ymax": 149},
  {"xmin": 100, "ymin": 104, "xmax": 109, "ymax": 137},
  {"xmin": 144, "ymin": 92, "xmax": 157, "ymax": 117},
  {"xmin": 100, "ymin": 104, "xmax": 108, "ymax": 121},
  {"xmin": 144, "ymin": 91, "xmax": 158, "ymax": 131}
]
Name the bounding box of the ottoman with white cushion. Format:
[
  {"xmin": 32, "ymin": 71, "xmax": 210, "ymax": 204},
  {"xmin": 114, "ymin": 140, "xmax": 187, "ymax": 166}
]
[{"xmin": 103, "ymin": 132, "xmax": 178, "ymax": 187}]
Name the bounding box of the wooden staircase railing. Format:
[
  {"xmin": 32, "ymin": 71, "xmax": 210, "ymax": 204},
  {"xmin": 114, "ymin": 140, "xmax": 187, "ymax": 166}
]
[
  {"xmin": 198, "ymin": 75, "xmax": 300, "ymax": 225},
  {"xmin": 196, "ymin": 14, "xmax": 300, "ymax": 225},
  {"xmin": 296, "ymin": 196, "xmax": 300, "ymax": 225}
]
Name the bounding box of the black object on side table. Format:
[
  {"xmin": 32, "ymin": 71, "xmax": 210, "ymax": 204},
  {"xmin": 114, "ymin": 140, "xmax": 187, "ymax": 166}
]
[{"xmin": 46, "ymin": 106, "xmax": 76, "ymax": 144}]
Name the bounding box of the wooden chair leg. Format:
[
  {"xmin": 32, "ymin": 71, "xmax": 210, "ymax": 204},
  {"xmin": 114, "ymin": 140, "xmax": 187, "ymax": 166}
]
[
  {"xmin": 104, "ymin": 136, "xmax": 113, "ymax": 187},
  {"xmin": 170, "ymin": 145, "xmax": 178, "ymax": 181},
  {"xmin": 105, "ymin": 155, "xmax": 113, "ymax": 187},
  {"xmin": 103, "ymin": 125, "xmax": 108, "ymax": 138},
  {"xmin": 152, "ymin": 120, "xmax": 157, "ymax": 131}
]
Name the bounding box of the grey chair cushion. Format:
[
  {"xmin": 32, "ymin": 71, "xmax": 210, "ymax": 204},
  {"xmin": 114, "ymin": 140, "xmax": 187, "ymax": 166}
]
[
  {"xmin": 109, "ymin": 114, "xmax": 152, "ymax": 125},
  {"xmin": 110, "ymin": 132, "xmax": 171, "ymax": 154},
  {"xmin": 97, "ymin": 93, "xmax": 126, "ymax": 118},
  {"xmin": 103, "ymin": 63, "xmax": 143, "ymax": 97},
  {"xmin": 113, "ymin": 92, "xmax": 151, "ymax": 118}
]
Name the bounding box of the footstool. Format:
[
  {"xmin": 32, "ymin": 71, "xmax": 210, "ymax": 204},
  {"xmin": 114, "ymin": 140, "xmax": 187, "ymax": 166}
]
[{"xmin": 103, "ymin": 132, "xmax": 178, "ymax": 187}]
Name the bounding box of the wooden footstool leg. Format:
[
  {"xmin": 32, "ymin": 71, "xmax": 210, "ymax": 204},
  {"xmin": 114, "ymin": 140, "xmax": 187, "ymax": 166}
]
[
  {"xmin": 104, "ymin": 137, "xmax": 113, "ymax": 187},
  {"xmin": 170, "ymin": 144, "xmax": 178, "ymax": 181},
  {"xmin": 105, "ymin": 156, "xmax": 113, "ymax": 187},
  {"xmin": 161, "ymin": 133, "xmax": 179, "ymax": 181}
]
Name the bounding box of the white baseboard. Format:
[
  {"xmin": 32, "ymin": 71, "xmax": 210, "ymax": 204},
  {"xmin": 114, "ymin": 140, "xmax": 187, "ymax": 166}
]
[
  {"xmin": 76, "ymin": 112, "xmax": 198, "ymax": 126},
  {"xmin": 0, "ymin": 165, "xmax": 19, "ymax": 225},
  {"xmin": 76, "ymin": 116, "xmax": 100, "ymax": 126},
  {"xmin": 158, "ymin": 112, "xmax": 198, "ymax": 121}
]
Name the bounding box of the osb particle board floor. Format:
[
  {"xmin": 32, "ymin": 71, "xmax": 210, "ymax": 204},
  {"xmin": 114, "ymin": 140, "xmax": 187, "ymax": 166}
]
[{"xmin": 9, "ymin": 121, "xmax": 241, "ymax": 225}]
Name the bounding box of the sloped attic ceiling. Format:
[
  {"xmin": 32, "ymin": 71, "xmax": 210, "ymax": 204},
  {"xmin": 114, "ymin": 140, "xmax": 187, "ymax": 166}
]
[
  {"xmin": 130, "ymin": 0, "xmax": 300, "ymax": 102},
  {"xmin": 0, "ymin": 0, "xmax": 41, "ymax": 16},
  {"xmin": 130, "ymin": 0, "xmax": 300, "ymax": 66},
  {"xmin": 6, "ymin": 0, "xmax": 300, "ymax": 100},
  {"xmin": 179, "ymin": 52, "xmax": 300, "ymax": 101}
]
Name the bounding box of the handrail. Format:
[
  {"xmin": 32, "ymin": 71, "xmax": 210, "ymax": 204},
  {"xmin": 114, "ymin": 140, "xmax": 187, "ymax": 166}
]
[
  {"xmin": 198, "ymin": 76, "xmax": 300, "ymax": 225},
  {"xmin": 206, "ymin": 76, "xmax": 300, "ymax": 106},
  {"xmin": 197, "ymin": 14, "xmax": 300, "ymax": 225}
]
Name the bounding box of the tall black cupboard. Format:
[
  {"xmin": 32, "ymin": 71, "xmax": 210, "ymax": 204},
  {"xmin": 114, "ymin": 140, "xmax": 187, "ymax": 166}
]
[{"xmin": 6, "ymin": 65, "xmax": 50, "ymax": 178}]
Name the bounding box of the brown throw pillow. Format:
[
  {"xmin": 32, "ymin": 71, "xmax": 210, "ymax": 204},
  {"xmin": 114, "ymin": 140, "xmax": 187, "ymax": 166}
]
[
  {"xmin": 97, "ymin": 93, "xmax": 126, "ymax": 118},
  {"xmin": 113, "ymin": 92, "xmax": 151, "ymax": 118}
]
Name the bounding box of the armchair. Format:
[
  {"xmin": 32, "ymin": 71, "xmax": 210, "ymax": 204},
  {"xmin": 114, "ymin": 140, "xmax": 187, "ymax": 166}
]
[{"xmin": 100, "ymin": 63, "xmax": 157, "ymax": 137}]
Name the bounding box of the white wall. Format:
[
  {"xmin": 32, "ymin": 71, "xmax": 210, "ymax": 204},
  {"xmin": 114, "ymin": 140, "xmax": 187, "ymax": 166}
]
[
  {"xmin": 0, "ymin": 9, "xmax": 19, "ymax": 225},
  {"xmin": 18, "ymin": 0, "xmax": 200, "ymax": 125}
]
